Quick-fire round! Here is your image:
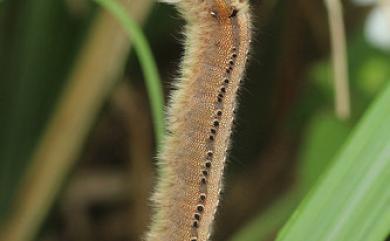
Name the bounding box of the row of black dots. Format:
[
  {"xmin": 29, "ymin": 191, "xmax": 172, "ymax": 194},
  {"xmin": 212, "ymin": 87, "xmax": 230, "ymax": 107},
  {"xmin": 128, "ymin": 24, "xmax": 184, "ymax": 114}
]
[
  {"xmin": 190, "ymin": 132, "xmax": 216, "ymax": 239},
  {"xmin": 189, "ymin": 47, "xmax": 238, "ymax": 241},
  {"xmin": 205, "ymin": 47, "xmax": 239, "ymax": 235},
  {"xmin": 190, "ymin": 120, "xmax": 219, "ymax": 235},
  {"xmin": 210, "ymin": 47, "xmax": 239, "ymax": 225}
]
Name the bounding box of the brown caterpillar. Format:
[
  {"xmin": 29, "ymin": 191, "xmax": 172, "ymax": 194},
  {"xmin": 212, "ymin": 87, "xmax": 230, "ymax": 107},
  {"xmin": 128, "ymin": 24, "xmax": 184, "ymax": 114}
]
[{"xmin": 146, "ymin": 1, "xmax": 251, "ymax": 241}]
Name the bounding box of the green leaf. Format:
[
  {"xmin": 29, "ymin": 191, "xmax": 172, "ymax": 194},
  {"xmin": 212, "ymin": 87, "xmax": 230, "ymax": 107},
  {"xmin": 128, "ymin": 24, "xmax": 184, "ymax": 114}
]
[
  {"xmin": 276, "ymin": 81, "xmax": 390, "ymax": 241},
  {"xmin": 229, "ymin": 113, "xmax": 351, "ymax": 241},
  {"xmin": 94, "ymin": 0, "xmax": 165, "ymax": 145}
]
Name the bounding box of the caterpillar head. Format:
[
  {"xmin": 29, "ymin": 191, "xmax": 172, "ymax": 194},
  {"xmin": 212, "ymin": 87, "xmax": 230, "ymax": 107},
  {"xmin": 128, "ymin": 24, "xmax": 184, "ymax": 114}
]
[
  {"xmin": 209, "ymin": 0, "xmax": 249, "ymax": 20},
  {"xmin": 159, "ymin": 0, "xmax": 249, "ymax": 21}
]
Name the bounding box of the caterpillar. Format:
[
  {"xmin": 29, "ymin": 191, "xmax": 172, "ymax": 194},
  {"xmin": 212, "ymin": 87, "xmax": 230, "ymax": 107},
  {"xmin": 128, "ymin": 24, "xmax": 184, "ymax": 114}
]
[{"xmin": 146, "ymin": 1, "xmax": 251, "ymax": 241}]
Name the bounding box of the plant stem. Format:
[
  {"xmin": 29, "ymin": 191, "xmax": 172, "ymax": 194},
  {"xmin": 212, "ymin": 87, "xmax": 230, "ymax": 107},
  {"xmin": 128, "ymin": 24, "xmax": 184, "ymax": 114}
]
[{"xmin": 325, "ymin": 0, "xmax": 351, "ymax": 120}]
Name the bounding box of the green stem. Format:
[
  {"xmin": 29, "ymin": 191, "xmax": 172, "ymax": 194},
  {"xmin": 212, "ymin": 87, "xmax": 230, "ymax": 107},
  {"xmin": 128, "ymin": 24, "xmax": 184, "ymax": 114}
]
[{"xmin": 95, "ymin": 0, "xmax": 165, "ymax": 145}]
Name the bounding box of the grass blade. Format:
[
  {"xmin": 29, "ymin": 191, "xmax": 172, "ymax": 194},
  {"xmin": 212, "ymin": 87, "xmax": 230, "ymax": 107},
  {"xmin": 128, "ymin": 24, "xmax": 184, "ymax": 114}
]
[
  {"xmin": 277, "ymin": 82, "xmax": 390, "ymax": 241},
  {"xmin": 95, "ymin": 0, "xmax": 165, "ymax": 145},
  {"xmin": 230, "ymin": 114, "xmax": 351, "ymax": 241}
]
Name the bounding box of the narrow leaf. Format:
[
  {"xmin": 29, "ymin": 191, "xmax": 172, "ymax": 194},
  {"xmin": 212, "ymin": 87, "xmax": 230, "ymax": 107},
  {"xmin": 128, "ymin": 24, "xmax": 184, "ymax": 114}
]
[
  {"xmin": 277, "ymin": 82, "xmax": 390, "ymax": 241},
  {"xmin": 95, "ymin": 0, "xmax": 165, "ymax": 145}
]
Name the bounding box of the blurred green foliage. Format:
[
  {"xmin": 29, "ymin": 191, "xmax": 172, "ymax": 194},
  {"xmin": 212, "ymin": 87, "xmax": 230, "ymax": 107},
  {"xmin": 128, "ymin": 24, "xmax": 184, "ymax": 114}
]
[{"xmin": 0, "ymin": 0, "xmax": 93, "ymax": 217}]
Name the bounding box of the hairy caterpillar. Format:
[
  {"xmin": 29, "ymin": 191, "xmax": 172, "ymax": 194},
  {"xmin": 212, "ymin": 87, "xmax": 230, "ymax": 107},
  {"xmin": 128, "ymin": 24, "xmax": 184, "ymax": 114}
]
[{"xmin": 146, "ymin": 1, "xmax": 251, "ymax": 241}]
